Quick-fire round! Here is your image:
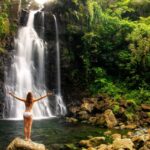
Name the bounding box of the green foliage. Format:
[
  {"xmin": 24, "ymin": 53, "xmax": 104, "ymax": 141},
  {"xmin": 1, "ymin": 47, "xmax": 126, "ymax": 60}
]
[
  {"xmin": 106, "ymin": 0, "xmax": 133, "ymax": 18},
  {"xmin": 0, "ymin": 13, "xmax": 10, "ymax": 36},
  {"xmin": 0, "ymin": 12, "xmax": 10, "ymax": 51},
  {"xmin": 89, "ymin": 67, "xmax": 124, "ymax": 99},
  {"xmin": 125, "ymin": 89, "xmax": 150, "ymax": 104},
  {"xmin": 139, "ymin": 16, "xmax": 150, "ymax": 25},
  {"xmin": 63, "ymin": 0, "xmax": 150, "ymax": 105},
  {"xmin": 124, "ymin": 111, "xmax": 134, "ymax": 121},
  {"xmin": 126, "ymin": 99, "xmax": 137, "ymax": 107},
  {"xmin": 0, "ymin": 0, "xmax": 18, "ymax": 53},
  {"xmin": 127, "ymin": 23, "xmax": 150, "ymax": 69},
  {"xmin": 113, "ymin": 104, "xmax": 120, "ymax": 113},
  {"xmin": 125, "ymin": 23, "xmax": 150, "ymax": 86},
  {"xmin": 86, "ymin": 0, "xmax": 103, "ymax": 27},
  {"xmin": 0, "ymin": 0, "xmax": 11, "ymax": 51}
]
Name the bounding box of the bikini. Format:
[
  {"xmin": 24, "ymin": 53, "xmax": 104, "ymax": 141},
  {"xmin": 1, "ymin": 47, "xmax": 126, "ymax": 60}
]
[
  {"xmin": 23, "ymin": 111, "xmax": 32, "ymax": 118},
  {"xmin": 23, "ymin": 104, "xmax": 32, "ymax": 118}
]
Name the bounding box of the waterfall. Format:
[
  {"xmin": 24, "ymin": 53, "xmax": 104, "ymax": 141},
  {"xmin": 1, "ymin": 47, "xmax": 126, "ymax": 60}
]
[
  {"xmin": 4, "ymin": 10, "xmax": 53, "ymax": 119},
  {"xmin": 53, "ymin": 15, "xmax": 67, "ymax": 115}
]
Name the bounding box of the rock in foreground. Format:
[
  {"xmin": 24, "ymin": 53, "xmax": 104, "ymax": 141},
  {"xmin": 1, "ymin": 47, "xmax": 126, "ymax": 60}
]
[{"xmin": 7, "ymin": 137, "xmax": 47, "ymax": 150}]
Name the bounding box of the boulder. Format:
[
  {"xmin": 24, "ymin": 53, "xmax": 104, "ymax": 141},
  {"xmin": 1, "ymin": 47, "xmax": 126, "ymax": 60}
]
[
  {"xmin": 82, "ymin": 98, "xmax": 98, "ymax": 104},
  {"xmin": 78, "ymin": 111, "xmax": 90, "ymax": 120},
  {"xmin": 79, "ymin": 139, "xmax": 91, "ymax": 147},
  {"xmin": 96, "ymin": 114, "xmax": 106, "ymax": 126},
  {"xmin": 104, "ymin": 109, "xmax": 118, "ymax": 128},
  {"xmin": 81, "ymin": 100, "xmax": 95, "ymax": 112},
  {"xmin": 89, "ymin": 136, "xmax": 105, "ymax": 143},
  {"xmin": 69, "ymin": 106, "xmax": 80, "ymax": 114},
  {"xmin": 111, "ymin": 134, "xmax": 121, "ymax": 140},
  {"xmin": 87, "ymin": 147, "xmax": 96, "ymax": 150},
  {"xmin": 79, "ymin": 137, "xmax": 105, "ymax": 148},
  {"xmin": 88, "ymin": 117, "xmax": 97, "ymax": 124},
  {"xmin": 97, "ymin": 144, "xmax": 113, "ymax": 150},
  {"xmin": 127, "ymin": 131, "xmax": 134, "ymax": 137},
  {"xmin": 147, "ymin": 128, "xmax": 150, "ymax": 134},
  {"xmin": 104, "ymin": 130, "xmax": 112, "ymax": 136},
  {"xmin": 66, "ymin": 117, "xmax": 78, "ymax": 123},
  {"xmin": 112, "ymin": 138, "xmax": 134, "ymax": 150},
  {"xmin": 132, "ymin": 134, "xmax": 150, "ymax": 143},
  {"xmin": 119, "ymin": 123, "xmax": 126, "ymax": 129},
  {"xmin": 95, "ymin": 99, "xmax": 112, "ymax": 111},
  {"xmin": 96, "ymin": 144, "xmax": 108, "ymax": 150},
  {"xmin": 141, "ymin": 104, "xmax": 150, "ymax": 111},
  {"xmin": 106, "ymin": 145, "xmax": 113, "ymax": 150},
  {"xmin": 7, "ymin": 137, "xmax": 47, "ymax": 150},
  {"xmin": 125, "ymin": 124, "xmax": 137, "ymax": 130}
]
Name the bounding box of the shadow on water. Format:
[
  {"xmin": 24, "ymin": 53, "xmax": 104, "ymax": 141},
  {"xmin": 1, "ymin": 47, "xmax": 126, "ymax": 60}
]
[{"xmin": 0, "ymin": 118, "xmax": 104, "ymax": 149}]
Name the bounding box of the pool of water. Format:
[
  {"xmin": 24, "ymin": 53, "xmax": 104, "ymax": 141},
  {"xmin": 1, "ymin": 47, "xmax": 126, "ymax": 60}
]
[{"xmin": 0, "ymin": 118, "xmax": 106, "ymax": 150}]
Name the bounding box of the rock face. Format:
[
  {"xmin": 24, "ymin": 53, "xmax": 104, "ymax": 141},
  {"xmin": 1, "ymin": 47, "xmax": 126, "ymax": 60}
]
[{"xmin": 7, "ymin": 137, "xmax": 47, "ymax": 150}]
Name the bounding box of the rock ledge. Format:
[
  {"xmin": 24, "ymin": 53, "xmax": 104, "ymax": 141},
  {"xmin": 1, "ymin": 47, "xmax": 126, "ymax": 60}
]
[{"xmin": 7, "ymin": 137, "xmax": 47, "ymax": 150}]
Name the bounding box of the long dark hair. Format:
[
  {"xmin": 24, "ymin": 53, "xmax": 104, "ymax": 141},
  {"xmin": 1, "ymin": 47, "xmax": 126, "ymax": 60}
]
[{"xmin": 26, "ymin": 92, "xmax": 33, "ymax": 106}]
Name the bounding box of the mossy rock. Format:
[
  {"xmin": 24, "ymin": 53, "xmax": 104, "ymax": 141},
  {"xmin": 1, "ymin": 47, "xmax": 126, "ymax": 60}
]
[{"xmin": 64, "ymin": 143, "xmax": 78, "ymax": 150}]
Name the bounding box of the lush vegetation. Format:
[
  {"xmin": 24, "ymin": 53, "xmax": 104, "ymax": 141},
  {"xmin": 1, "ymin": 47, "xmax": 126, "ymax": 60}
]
[
  {"xmin": 61, "ymin": 0, "xmax": 150, "ymax": 105},
  {"xmin": 0, "ymin": 0, "xmax": 16, "ymax": 53}
]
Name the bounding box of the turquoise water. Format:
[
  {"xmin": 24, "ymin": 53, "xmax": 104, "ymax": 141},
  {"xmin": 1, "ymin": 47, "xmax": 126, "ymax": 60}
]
[{"xmin": 0, "ymin": 118, "xmax": 105, "ymax": 150}]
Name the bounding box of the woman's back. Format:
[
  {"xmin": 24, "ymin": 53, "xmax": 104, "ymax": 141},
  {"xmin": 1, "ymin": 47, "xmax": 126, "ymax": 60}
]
[{"xmin": 25, "ymin": 101, "xmax": 33, "ymax": 111}]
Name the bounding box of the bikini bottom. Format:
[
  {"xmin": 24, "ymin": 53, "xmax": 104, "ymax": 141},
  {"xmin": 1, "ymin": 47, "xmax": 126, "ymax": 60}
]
[{"xmin": 23, "ymin": 112, "xmax": 32, "ymax": 118}]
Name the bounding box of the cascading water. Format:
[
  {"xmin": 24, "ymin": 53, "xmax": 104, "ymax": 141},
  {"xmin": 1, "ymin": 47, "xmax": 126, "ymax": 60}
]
[
  {"xmin": 4, "ymin": 10, "xmax": 53, "ymax": 119},
  {"xmin": 53, "ymin": 15, "xmax": 67, "ymax": 115}
]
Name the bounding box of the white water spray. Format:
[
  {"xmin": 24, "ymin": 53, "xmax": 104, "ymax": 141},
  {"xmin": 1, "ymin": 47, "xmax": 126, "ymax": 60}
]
[
  {"xmin": 4, "ymin": 10, "xmax": 53, "ymax": 119},
  {"xmin": 53, "ymin": 15, "xmax": 67, "ymax": 115}
]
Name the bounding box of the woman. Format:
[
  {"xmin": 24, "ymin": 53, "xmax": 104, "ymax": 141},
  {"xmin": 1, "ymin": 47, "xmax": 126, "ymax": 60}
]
[{"xmin": 9, "ymin": 91, "xmax": 53, "ymax": 141}]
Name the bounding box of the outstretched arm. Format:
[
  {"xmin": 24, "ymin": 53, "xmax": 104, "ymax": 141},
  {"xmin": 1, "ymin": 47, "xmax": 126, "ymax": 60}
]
[
  {"xmin": 33, "ymin": 92, "xmax": 53, "ymax": 102},
  {"xmin": 9, "ymin": 92, "xmax": 26, "ymax": 102}
]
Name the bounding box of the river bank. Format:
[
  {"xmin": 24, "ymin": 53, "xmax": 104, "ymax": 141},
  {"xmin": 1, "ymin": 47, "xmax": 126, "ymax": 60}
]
[{"xmin": 64, "ymin": 94, "xmax": 150, "ymax": 150}]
